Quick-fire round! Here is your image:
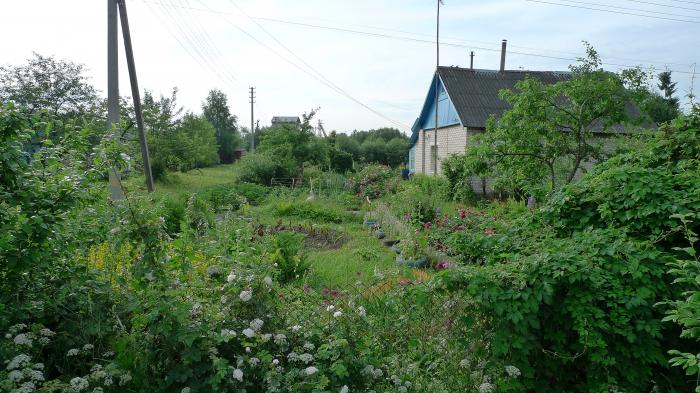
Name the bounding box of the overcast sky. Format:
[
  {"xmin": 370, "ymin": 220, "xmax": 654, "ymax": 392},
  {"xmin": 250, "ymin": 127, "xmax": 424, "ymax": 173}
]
[{"xmin": 1, "ymin": 0, "xmax": 698, "ymax": 134}]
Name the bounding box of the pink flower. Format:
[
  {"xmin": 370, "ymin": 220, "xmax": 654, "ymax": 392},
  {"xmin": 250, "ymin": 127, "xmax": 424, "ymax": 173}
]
[
  {"xmin": 423, "ymin": 222, "xmax": 432, "ymax": 230},
  {"xmin": 303, "ymin": 284, "xmax": 311, "ymax": 294},
  {"xmin": 436, "ymin": 261, "xmax": 452, "ymax": 270},
  {"xmin": 459, "ymin": 208, "xmax": 467, "ymax": 219}
]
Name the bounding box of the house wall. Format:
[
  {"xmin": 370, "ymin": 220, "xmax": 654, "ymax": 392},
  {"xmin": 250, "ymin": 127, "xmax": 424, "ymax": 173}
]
[{"xmin": 414, "ymin": 124, "xmax": 467, "ymax": 176}]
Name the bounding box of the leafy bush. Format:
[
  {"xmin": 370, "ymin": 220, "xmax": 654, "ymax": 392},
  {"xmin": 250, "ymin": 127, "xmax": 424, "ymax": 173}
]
[
  {"xmin": 270, "ymin": 231, "xmax": 309, "ymax": 283},
  {"xmin": 272, "ymin": 200, "xmax": 356, "ymax": 224},
  {"xmin": 349, "ymin": 164, "xmax": 397, "ymax": 200},
  {"xmin": 441, "ymin": 153, "xmax": 480, "ymax": 202},
  {"xmin": 159, "ymin": 194, "xmax": 186, "ymax": 235},
  {"xmin": 185, "ymin": 193, "xmax": 215, "ymax": 234},
  {"xmin": 200, "ymin": 184, "xmax": 246, "ymax": 211},
  {"xmin": 235, "ymin": 152, "xmax": 296, "ymax": 185},
  {"xmin": 234, "ymin": 182, "xmax": 269, "ymax": 205}
]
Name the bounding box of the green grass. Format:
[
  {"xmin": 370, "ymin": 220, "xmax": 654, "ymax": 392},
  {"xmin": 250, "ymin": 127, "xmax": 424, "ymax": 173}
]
[
  {"xmin": 124, "ymin": 164, "xmax": 238, "ymax": 197},
  {"xmin": 305, "ymin": 225, "xmax": 398, "ymax": 289}
]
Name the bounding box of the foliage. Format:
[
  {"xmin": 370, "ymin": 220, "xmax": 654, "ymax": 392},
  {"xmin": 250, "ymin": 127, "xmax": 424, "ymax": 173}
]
[
  {"xmin": 235, "ymin": 151, "xmax": 296, "ymax": 185},
  {"xmin": 148, "ymin": 113, "xmax": 220, "ymax": 179},
  {"xmin": 270, "ymin": 231, "xmax": 309, "ymax": 284},
  {"xmin": 349, "ymin": 164, "xmax": 398, "ymax": 200},
  {"xmin": 0, "ymin": 53, "xmax": 99, "ymax": 118},
  {"xmin": 333, "ymin": 128, "xmax": 409, "ymax": 167},
  {"xmin": 202, "ymin": 89, "xmax": 240, "ymax": 164},
  {"xmin": 271, "ymin": 200, "xmax": 357, "ymax": 224},
  {"xmin": 441, "ymin": 148, "xmax": 485, "ymax": 201},
  {"xmin": 465, "ymin": 43, "xmax": 648, "ymax": 195}
]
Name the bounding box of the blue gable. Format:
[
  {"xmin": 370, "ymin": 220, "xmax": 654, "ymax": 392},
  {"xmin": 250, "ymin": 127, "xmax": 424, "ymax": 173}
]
[{"xmin": 409, "ymin": 72, "xmax": 462, "ymax": 148}]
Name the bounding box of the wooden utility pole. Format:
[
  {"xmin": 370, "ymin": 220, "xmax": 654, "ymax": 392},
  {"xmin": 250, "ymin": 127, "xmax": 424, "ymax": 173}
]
[
  {"xmin": 118, "ymin": 0, "xmax": 154, "ymax": 193},
  {"xmin": 249, "ymin": 87, "xmax": 256, "ymax": 152},
  {"xmin": 107, "ymin": 0, "xmax": 124, "ymax": 200}
]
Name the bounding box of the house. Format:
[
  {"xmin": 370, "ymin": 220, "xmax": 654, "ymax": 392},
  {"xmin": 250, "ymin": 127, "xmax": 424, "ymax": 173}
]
[
  {"xmin": 271, "ymin": 116, "xmax": 301, "ymax": 125},
  {"xmin": 408, "ymin": 66, "xmax": 570, "ymax": 180}
]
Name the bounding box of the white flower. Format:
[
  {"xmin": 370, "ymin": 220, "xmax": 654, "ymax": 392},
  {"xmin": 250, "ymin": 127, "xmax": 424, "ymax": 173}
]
[
  {"xmin": 357, "ymin": 306, "xmax": 366, "ymax": 318},
  {"xmin": 70, "ymin": 376, "xmax": 89, "ymax": 392},
  {"xmin": 303, "ymin": 342, "xmax": 315, "ymax": 351},
  {"xmin": 261, "ymin": 333, "xmax": 272, "ymax": 343},
  {"xmin": 272, "ymin": 359, "xmax": 280, "ymax": 365},
  {"xmin": 459, "ymin": 359, "xmax": 470, "ymax": 369},
  {"xmin": 340, "ymin": 386, "xmax": 349, "ymax": 393},
  {"xmin": 39, "ymin": 328, "xmax": 55, "ymax": 337},
  {"xmin": 245, "ymin": 347, "xmax": 251, "ymax": 353},
  {"xmin": 82, "ymin": 344, "xmax": 94, "ymax": 351},
  {"xmin": 239, "ymin": 290, "xmax": 252, "ymax": 302},
  {"xmin": 92, "ymin": 387, "xmax": 104, "ymax": 393},
  {"xmin": 304, "ymin": 366, "xmax": 318, "ymax": 376},
  {"xmin": 29, "ymin": 369, "xmax": 44, "ymax": 382},
  {"xmin": 478, "ymin": 382, "xmax": 494, "ymax": 393},
  {"xmin": 300, "ymin": 353, "xmax": 314, "ymax": 364},
  {"xmin": 287, "ymin": 352, "xmax": 300, "ymax": 362},
  {"xmin": 181, "ymin": 387, "xmax": 191, "ymax": 393},
  {"xmin": 227, "ymin": 272, "xmax": 237, "ymax": 283},
  {"xmin": 274, "ymin": 334, "xmax": 287, "ymax": 345},
  {"xmin": 110, "ymin": 227, "xmax": 120, "ymax": 235},
  {"xmin": 7, "ymin": 354, "xmax": 31, "ymax": 370},
  {"xmin": 249, "ymin": 319, "xmax": 264, "ymax": 331},
  {"xmin": 505, "ymin": 365, "xmax": 521, "ymax": 378},
  {"xmin": 249, "ymin": 357, "xmax": 260, "ymax": 366},
  {"xmin": 67, "ymin": 348, "xmax": 80, "ymax": 357},
  {"xmin": 263, "ymin": 276, "xmax": 273, "ymax": 287},
  {"xmin": 326, "ymin": 305, "xmax": 335, "ymax": 312},
  {"xmin": 17, "ymin": 381, "xmax": 36, "ymax": 393},
  {"xmin": 242, "ymin": 328, "xmax": 255, "ymax": 338},
  {"xmin": 8, "ymin": 370, "xmax": 23, "ymax": 382},
  {"xmin": 13, "ymin": 333, "xmax": 33, "ymax": 347},
  {"xmin": 232, "ymin": 368, "xmax": 243, "ymax": 382},
  {"xmin": 291, "ymin": 325, "xmax": 301, "ymax": 332},
  {"xmin": 220, "ymin": 329, "xmax": 236, "ymax": 338},
  {"xmin": 119, "ymin": 372, "xmax": 132, "ymax": 386},
  {"xmin": 333, "ymin": 311, "xmax": 343, "ymax": 318},
  {"xmin": 33, "ymin": 363, "xmax": 44, "ymax": 370}
]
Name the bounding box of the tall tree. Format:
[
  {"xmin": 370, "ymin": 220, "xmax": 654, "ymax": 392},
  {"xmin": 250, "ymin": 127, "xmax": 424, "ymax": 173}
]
[
  {"xmin": 202, "ymin": 89, "xmax": 240, "ymax": 163},
  {"xmin": 658, "ymin": 71, "xmax": 679, "ymax": 104},
  {"xmin": 142, "ymin": 88, "xmax": 183, "ymax": 134},
  {"xmin": 0, "ymin": 53, "xmax": 98, "ymax": 118}
]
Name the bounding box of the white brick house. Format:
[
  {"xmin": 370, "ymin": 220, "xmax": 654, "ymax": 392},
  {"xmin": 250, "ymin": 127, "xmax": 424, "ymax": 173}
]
[{"xmin": 408, "ymin": 66, "xmax": 569, "ymax": 194}]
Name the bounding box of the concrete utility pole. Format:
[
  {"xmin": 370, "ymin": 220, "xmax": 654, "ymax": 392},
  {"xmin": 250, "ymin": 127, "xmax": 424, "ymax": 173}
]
[
  {"xmin": 107, "ymin": 0, "xmax": 124, "ymax": 200},
  {"xmin": 249, "ymin": 87, "xmax": 256, "ymax": 152},
  {"xmin": 433, "ymin": 0, "xmax": 442, "ymax": 175},
  {"xmin": 470, "ymin": 51, "xmax": 474, "ymax": 70},
  {"xmin": 118, "ymin": 0, "xmax": 154, "ymax": 193}
]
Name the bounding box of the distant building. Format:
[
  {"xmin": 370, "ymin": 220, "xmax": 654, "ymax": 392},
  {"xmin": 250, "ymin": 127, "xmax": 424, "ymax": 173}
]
[{"xmin": 271, "ymin": 116, "xmax": 301, "ymax": 125}]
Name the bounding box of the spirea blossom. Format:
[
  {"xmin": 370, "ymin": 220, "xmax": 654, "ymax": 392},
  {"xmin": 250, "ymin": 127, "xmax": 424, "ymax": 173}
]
[
  {"xmin": 477, "ymin": 382, "xmax": 494, "ymax": 393},
  {"xmin": 263, "ymin": 276, "xmax": 273, "ymax": 287},
  {"xmin": 242, "ymin": 328, "xmax": 255, "ymax": 338},
  {"xmin": 239, "ymin": 290, "xmax": 252, "ymax": 302},
  {"xmin": 70, "ymin": 377, "xmax": 89, "ymax": 392},
  {"xmin": 340, "ymin": 386, "xmax": 349, "ymax": 393},
  {"xmin": 299, "ymin": 353, "xmax": 314, "ymax": 364},
  {"xmin": 227, "ymin": 272, "xmax": 237, "ymax": 283},
  {"xmin": 13, "ymin": 333, "xmax": 33, "ymax": 347},
  {"xmin": 181, "ymin": 388, "xmax": 191, "ymax": 393},
  {"xmin": 505, "ymin": 365, "xmax": 521, "ymax": 378},
  {"xmin": 304, "ymin": 366, "xmax": 318, "ymax": 376},
  {"xmin": 7, "ymin": 354, "xmax": 32, "ymax": 370},
  {"xmin": 232, "ymin": 368, "xmax": 243, "ymax": 382},
  {"xmin": 249, "ymin": 319, "xmax": 264, "ymax": 331},
  {"xmin": 67, "ymin": 348, "xmax": 80, "ymax": 357},
  {"xmin": 357, "ymin": 306, "xmax": 366, "ymax": 318},
  {"xmin": 333, "ymin": 311, "xmax": 343, "ymax": 318}
]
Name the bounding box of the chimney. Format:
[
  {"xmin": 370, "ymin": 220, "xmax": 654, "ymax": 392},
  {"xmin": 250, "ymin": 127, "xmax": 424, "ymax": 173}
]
[
  {"xmin": 470, "ymin": 51, "xmax": 474, "ymax": 70},
  {"xmin": 500, "ymin": 39, "xmax": 507, "ymax": 72}
]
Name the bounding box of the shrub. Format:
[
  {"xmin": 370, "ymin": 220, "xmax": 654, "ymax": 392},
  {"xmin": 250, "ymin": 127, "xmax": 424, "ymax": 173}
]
[
  {"xmin": 185, "ymin": 194, "xmax": 215, "ymax": 234},
  {"xmin": 272, "ymin": 200, "xmax": 355, "ymax": 224},
  {"xmin": 159, "ymin": 194, "xmax": 186, "ymax": 235},
  {"xmin": 234, "ymin": 182, "xmax": 269, "ymax": 205},
  {"xmin": 200, "ymin": 184, "xmax": 246, "ymax": 211},
  {"xmin": 270, "ymin": 231, "xmax": 309, "ymax": 283},
  {"xmin": 349, "ymin": 164, "xmax": 397, "ymax": 200},
  {"xmin": 235, "ymin": 152, "xmax": 295, "ymax": 185},
  {"xmin": 441, "ymin": 153, "xmax": 478, "ymax": 202}
]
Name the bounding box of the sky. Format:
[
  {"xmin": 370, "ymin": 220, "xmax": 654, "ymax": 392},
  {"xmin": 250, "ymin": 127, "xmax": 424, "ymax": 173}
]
[{"xmin": 1, "ymin": 0, "xmax": 698, "ymax": 134}]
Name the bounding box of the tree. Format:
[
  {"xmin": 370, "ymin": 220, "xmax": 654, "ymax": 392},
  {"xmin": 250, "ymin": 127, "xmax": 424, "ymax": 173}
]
[
  {"xmin": 336, "ymin": 134, "xmax": 362, "ymax": 160},
  {"xmin": 361, "ymin": 138, "xmax": 388, "ymax": 164},
  {"xmin": 385, "ymin": 137, "xmax": 409, "ymax": 167},
  {"xmin": 0, "ymin": 53, "xmax": 98, "ymax": 118},
  {"xmin": 202, "ymin": 89, "xmax": 240, "ymax": 163},
  {"xmin": 468, "ymin": 44, "xmax": 644, "ymax": 195},
  {"xmin": 142, "ymin": 88, "xmax": 182, "ymax": 134}
]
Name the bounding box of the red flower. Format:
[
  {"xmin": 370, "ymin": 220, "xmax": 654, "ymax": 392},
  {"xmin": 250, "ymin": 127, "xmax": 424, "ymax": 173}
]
[{"xmin": 484, "ymin": 228, "xmax": 497, "ymax": 236}]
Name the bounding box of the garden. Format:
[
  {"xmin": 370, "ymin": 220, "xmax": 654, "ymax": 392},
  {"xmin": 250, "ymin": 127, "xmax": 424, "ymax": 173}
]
[{"xmin": 2, "ymin": 52, "xmax": 700, "ymax": 393}]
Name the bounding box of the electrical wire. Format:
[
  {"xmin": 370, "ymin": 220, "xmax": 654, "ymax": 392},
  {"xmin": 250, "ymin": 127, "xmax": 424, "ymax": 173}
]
[
  {"xmin": 194, "ymin": 0, "xmax": 411, "ymax": 130},
  {"xmin": 620, "ymin": 0, "xmax": 700, "ymax": 12},
  {"xmin": 557, "ymin": 0, "xmax": 700, "ymax": 19},
  {"xmin": 525, "ymin": 0, "xmax": 700, "ymax": 24}
]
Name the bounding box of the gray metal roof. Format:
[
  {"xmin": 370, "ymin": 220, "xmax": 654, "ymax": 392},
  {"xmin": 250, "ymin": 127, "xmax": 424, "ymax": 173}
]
[
  {"xmin": 437, "ymin": 67, "xmax": 570, "ymax": 129},
  {"xmin": 271, "ymin": 116, "xmax": 301, "ymax": 124}
]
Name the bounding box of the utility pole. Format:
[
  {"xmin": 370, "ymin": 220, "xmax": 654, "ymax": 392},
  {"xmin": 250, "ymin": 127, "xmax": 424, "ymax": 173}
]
[
  {"xmin": 470, "ymin": 51, "xmax": 474, "ymax": 70},
  {"xmin": 107, "ymin": 0, "xmax": 123, "ymax": 200},
  {"xmin": 434, "ymin": 0, "xmax": 442, "ymax": 176},
  {"xmin": 249, "ymin": 87, "xmax": 256, "ymax": 152},
  {"xmin": 118, "ymin": 0, "xmax": 154, "ymax": 193}
]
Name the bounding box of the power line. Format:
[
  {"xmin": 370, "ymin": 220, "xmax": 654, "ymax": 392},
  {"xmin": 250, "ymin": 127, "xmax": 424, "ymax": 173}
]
[
  {"xmin": 525, "ymin": 0, "xmax": 700, "ymax": 24},
  {"xmin": 194, "ymin": 0, "xmax": 411, "ymax": 130},
  {"xmin": 557, "ymin": 0, "xmax": 700, "ymax": 19},
  {"xmin": 620, "ymin": 0, "xmax": 700, "ymax": 13},
  {"xmin": 134, "ymin": 0, "xmax": 696, "ymax": 70}
]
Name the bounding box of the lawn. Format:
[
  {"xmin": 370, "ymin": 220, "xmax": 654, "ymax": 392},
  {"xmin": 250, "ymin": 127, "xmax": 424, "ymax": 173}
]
[{"xmin": 123, "ymin": 164, "xmax": 238, "ymax": 196}]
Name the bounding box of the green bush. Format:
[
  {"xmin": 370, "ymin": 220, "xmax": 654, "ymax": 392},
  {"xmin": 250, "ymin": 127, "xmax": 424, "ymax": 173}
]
[
  {"xmin": 441, "ymin": 153, "xmax": 479, "ymax": 202},
  {"xmin": 235, "ymin": 152, "xmax": 295, "ymax": 185},
  {"xmin": 349, "ymin": 164, "xmax": 397, "ymax": 200},
  {"xmin": 272, "ymin": 200, "xmax": 356, "ymax": 224},
  {"xmin": 270, "ymin": 231, "xmax": 309, "ymax": 283},
  {"xmin": 185, "ymin": 194, "xmax": 215, "ymax": 234},
  {"xmin": 159, "ymin": 194, "xmax": 186, "ymax": 235},
  {"xmin": 234, "ymin": 182, "xmax": 269, "ymax": 205},
  {"xmin": 200, "ymin": 184, "xmax": 246, "ymax": 211}
]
